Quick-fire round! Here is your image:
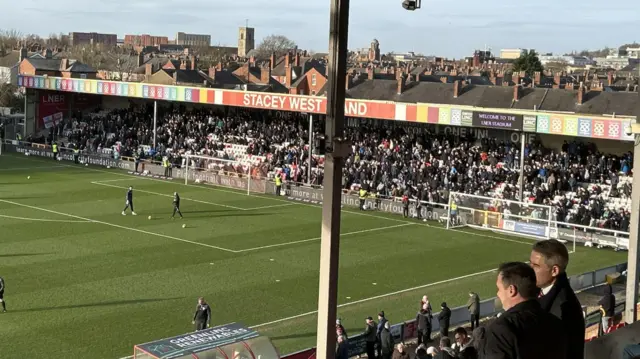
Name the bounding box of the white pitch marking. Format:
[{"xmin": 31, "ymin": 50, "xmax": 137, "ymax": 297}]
[
  {"xmin": 234, "ymin": 223, "xmax": 414, "ymax": 253},
  {"xmin": 243, "ymin": 203, "xmax": 295, "ymax": 211},
  {"xmin": 250, "ymin": 267, "xmax": 498, "ymax": 329},
  {"xmin": 0, "ymin": 165, "xmax": 66, "ymax": 171},
  {"xmin": 19, "ymin": 155, "xmax": 534, "ymax": 247},
  {"xmin": 91, "ymin": 181, "xmax": 246, "ymax": 211},
  {"xmin": 0, "ymin": 214, "xmax": 91, "ymax": 223},
  {"xmin": 0, "ymin": 199, "xmax": 238, "ymax": 253}
]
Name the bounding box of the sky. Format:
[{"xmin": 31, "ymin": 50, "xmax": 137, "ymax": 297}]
[{"xmin": 1, "ymin": 0, "xmax": 638, "ymax": 58}]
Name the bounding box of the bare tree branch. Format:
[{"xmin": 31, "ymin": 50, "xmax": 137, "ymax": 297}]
[{"xmin": 254, "ymin": 35, "xmax": 296, "ymax": 59}]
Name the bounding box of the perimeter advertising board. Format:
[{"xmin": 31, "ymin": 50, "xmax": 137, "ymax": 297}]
[
  {"xmin": 267, "ymin": 182, "xmax": 447, "ymax": 220},
  {"xmin": 11, "ymin": 144, "xmax": 133, "ymax": 170}
]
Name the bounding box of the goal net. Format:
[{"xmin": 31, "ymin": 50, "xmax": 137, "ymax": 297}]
[
  {"xmin": 446, "ymin": 191, "xmax": 561, "ymax": 242},
  {"xmin": 182, "ymin": 153, "xmax": 269, "ymax": 195}
]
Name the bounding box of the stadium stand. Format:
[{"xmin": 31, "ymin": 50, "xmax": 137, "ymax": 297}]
[{"xmin": 34, "ymin": 105, "xmax": 632, "ymax": 231}]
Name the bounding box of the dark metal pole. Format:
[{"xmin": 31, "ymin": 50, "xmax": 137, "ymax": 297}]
[
  {"xmin": 308, "ymin": 114, "xmax": 313, "ymax": 185},
  {"xmin": 316, "ymin": 0, "xmax": 350, "ymax": 357}
]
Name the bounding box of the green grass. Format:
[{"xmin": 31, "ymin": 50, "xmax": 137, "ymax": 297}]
[{"xmin": 0, "ymin": 153, "xmax": 627, "ymax": 359}]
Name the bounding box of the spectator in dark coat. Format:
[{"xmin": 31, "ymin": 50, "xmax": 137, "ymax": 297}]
[
  {"xmin": 380, "ymin": 321, "xmax": 395, "ymax": 359},
  {"xmin": 598, "ymin": 284, "xmax": 616, "ymax": 334},
  {"xmin": 484, "ymin": 261, "xmax": 567, "ymax": 359},
  {"xmin": 392, "ymin": 343, "xmax": 411, "ymax": 359},
  {"xmin": 436, "ymin": 337, "xmax": 456, "ymax": 359},
  {"xmin": 453, "ymin": 327, "xmax": 478, "ymax": 359},
  {"xmin": 364, "ymin": 317, "xmax": 377, "ymax": 359},
  {"xmin": 530, "ymin": 240, "xmax": 585, "ymax": 359},
  {"xmin": 416, "ymin": 305, "xmax": 432, "ymax": 345},
  {"xmin": 336, "ymin": 335, "xmax": 349, "ymax": 359},
  {"xmin": 467, "ymin": 292, "xmax": 480, "ymax": 330},
  {"xmin": 377, "ymin": 311, "xmax": 388, "ymax": 357},
  {"xmin": 438, "ymin": 302, "xmax": 451, "ymax": 338}
]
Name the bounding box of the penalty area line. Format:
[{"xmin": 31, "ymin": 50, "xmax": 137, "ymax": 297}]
[
  {"xmin": 0, "ymin": 199, "xmax": 239, "ymax": 253},
  {"xmin": 250, "ymin": 266, "xmax": 498, "ymax": 329},
  {"xmin": 0, "ymin": 214, "xmax": 92, "ymax": 223},
  {"xmin": 90, "ymin": 181, "xmax": 247, "ymax": 211},
  {"xmin": 235, "ymin": 223, "xmax": 415, "ymax": 252}
]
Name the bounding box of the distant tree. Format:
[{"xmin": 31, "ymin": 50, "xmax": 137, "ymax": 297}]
[
  {"xmin": 0, "ymin": 29, "xmax": 23, "ymax": 49},
  {"xmin": 254, "ymin": 35, "xmax": 296, "ymax": 59},
  {"xmin": 102, "ymin": 47, "xmax": 139, "ymax": 81},
  {"xmin": 67, "ymin": 45, "xmax": 107, "ymax": 70},
  {"xmin": 46, "ymin": 32, "xmax": 69, "ymax": 49},
  {"xmin": 512, "ymin": 50, "xmax": 544, "ymax": 77},
  {"xmin": 0, "ymin": 83, "xmax": 22, "ymax": 110}
]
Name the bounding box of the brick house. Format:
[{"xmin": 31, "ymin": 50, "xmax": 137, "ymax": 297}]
[{"xmin": 19, "ymin": 57, "xmax": 97, "ymax": 79}]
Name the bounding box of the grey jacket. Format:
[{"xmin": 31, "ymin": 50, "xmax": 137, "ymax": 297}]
[{"xmin": 467, "ymin": 293, "xmax": 480, "ymax": 315}]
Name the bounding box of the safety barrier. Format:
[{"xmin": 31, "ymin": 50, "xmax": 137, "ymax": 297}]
[{"xmin": 280, "ymin": 263, "xmax": 626, "ymax": 358}]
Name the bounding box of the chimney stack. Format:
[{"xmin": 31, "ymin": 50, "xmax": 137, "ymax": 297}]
[
  {"xmin": 216, "ymin": 62, "xmax": 223, "ymax": 71},
  {"xmin": 137, "ymin": 52, "xmax": 144, "ymax": 67},
  {"xmin": 566, "ymin": 83, "xmax": 575, "ymax": 90},
  {"xmin": 577, "ymin": 83, "xmax": 585, "ymax": 105},
  {"xmin": 553, "ymin": 72, "xmax": 561, "ymax": 88},
  {"xmin": 453, "ymin": 80, "xmax": 461, "ymax": 98},
  {"xmin": 270, "ymin": 52, "xmax": 276, "ymax": 70},
  {"xmin": 180, "ymin": 60, "xmax": 187, "ymax": 70},
  {"xmin": 513, "ymin": 85, "xmax": 522, "ymax": 102},
  {"xmin": 191, "ymin": 57, "xmax": 197, "ymax": 71},
  {"xmin": 294, "ymin": 52, "xmax": 300, "ymax": 67},
  {"xmin": 367, "ymin": 66, "xmax": 374, "ymax": 80},
  {"xmin": 19, "ymin": 47, "xmax": 28, "ymax": 62},
  {"xmin": 534, "ymin": 71, "xmax": 541, "ymax": 86},
  {"xmin": 60, "ymin": 58, "xmax": 69, "ymax": 71},
  {"xmin": 260, "ymin": 66, "xmax": 271, "ymax": 84},
  {"xmin": 285, "ymin": 63, "xmax": 292, "ymax": 88},
  {"xmin": 607, "ymin": 71, "xmax": 613, "ymax": 86},
  {"xmin": 145, "ymin": 63, "xmax": 153, "ymax": 76},
  {"xmin": 346, "ymin": 72, "xmax": 353, "ymax": 90},
  {"xmin": 285, "ymin": 52, "xmax": 291, "ymax": 68},
  {"xmin": 208, "ymin": 67, "xmax": 217, "ymax": 81},
  {"xmin": 397, "ymin": 73, "xmax": 406, "ymax": 95},
  {"xmin": 440, "ymin": 76, "xmax": 447, "ymax": 84},
  {"xmin": 249, "ymin": 55, "xmax": 256, "ymax": 67}
]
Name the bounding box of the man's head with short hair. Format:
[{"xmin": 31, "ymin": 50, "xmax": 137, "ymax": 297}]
[
  {"xmin": 454, "ymin": 327, "xmax": 468, "ymax": 346},
  {"xmin": 439, "ymin": 336, "xmax": 452, "ymax": 349},
  {"xmin": 396, "ymin": 343, "xmax": 405, "ymax": 352},
  {"xmin": 530, "ymin": 239, "xmax": 569, "ymax": 288},
  {"xmin": 198, "ymin": 297, "xmax": 205, "ymax": 305},
  {"xmin": 496, "ymin": 262, "xmax": 539, "ymax": 311}
]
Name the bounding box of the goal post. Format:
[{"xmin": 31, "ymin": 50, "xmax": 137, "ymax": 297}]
[
  {"xmin": 182, "ymin": 154, "xmax": 268, "ymax": 195},
  {"xmin": 446, "ymin": 191, "xmax": 569, "ymax": 246}
]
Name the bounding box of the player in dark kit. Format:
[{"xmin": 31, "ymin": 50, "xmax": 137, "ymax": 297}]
[
  {"xmin": 192, "ymin": 297, "xmax": 211, "ymax": 331},
  {"xmin": 0, "ymin": 276, "xmax": 6, "ymax": 312},
  {"xmin": 122, "ymin": 186, "xmax": 137, "ymax": 216},
  {"xmin": 172, "ymin": 192, "xmax": 183, "ymax": 219}
]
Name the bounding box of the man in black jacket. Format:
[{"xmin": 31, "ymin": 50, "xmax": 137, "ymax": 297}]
[
  {"xmin": 438, "ymin": 302, "xmax": 451, "ymax": 338},
  {"xmin": 484, "ymin": 261, "xmax": 567, "ymax": 359},
  {"xmin": 530, "ymin": 240, "xmax": 585, "ymax": 359},
  {"xmin": 191, "ymin": 297, "xmax": 211, "ymax": 331},
  {"xmin": 364, "ymin": 316, "xmax": 377, "ymax": 359},
  {"xmin": 416, "ymin": 305, "xmax": 432, "ymax": 345}
]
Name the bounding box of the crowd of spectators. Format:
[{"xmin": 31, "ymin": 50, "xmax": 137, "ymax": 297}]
[{"xmin": 35, "ymin": 105, "xmax": 633, "ymax": 231}]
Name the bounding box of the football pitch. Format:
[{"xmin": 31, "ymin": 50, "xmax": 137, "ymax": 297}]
[{"xmin": 0, "ymin": 153, "xmax": 626, "ymax": 359}]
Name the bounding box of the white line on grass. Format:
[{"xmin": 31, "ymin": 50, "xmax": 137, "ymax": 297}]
[
  {"xmin": 235, "ymin": 223, "xmax": 414, "ymax": 253},
  {"xmin": 18, "ymin": 156, "xmax": 534, "ymax": 247},
  {"xmin": 90, "ymin": 181, "xmax": 247, "ymax": 211},
  {"xmin": 0, "ymin": 199, "xmax": 238, "ymax": 253},
  {"xmin": 250, "ymin": 266, "xmax": 498, "ymax": 329},
  {"xmin": 0, "ymin": 165, "xmax": 66, "ymax": 171},
  {"xmin": 0, "ymin": 214, "xmax": 92, "ymax": 223},
  {"xmin": 241, "ymin": 203, "xmax": 295, "ymax": 211}
]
